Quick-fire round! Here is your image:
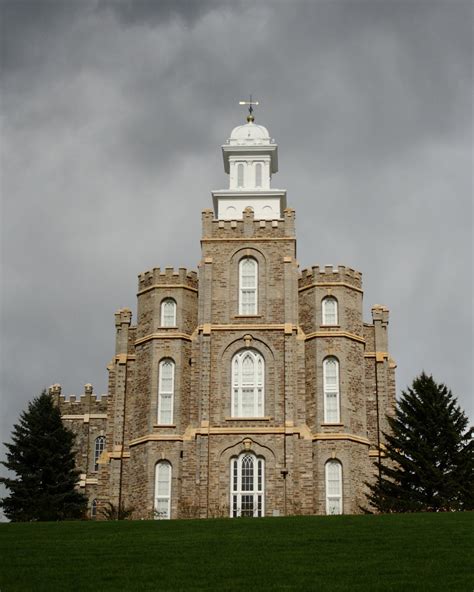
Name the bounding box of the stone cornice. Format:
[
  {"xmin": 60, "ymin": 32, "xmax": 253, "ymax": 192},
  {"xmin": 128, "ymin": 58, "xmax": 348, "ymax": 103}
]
[
  {"xmin": 304, "ymin": 330, "xmax": 365, "ymax": 344},
  {"xmin": 137, "ymin": 283, "xmax": 198, "ymax": 296},
  {"xmin": 129, "ymin": 427, "xmax": 371, "ymax": 447},
  {"xmin": 135, "ymin": 332, "xmax": 193, "ymax": 346},
  {"xmin": 201, "ymin": 237, "xmax": 295, "ymax": 242},
  {"xmin": 299, "ymin": 281, "xmax": 363, "ymax": 294}
]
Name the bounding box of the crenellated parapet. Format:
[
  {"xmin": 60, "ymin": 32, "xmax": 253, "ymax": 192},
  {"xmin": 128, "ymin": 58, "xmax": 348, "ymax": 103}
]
[
  {"xmin": 299, "ymin": 265, "xmax": 362, "ymax": 291},
  {"xmin": 50, "ymin": 383, "xmax": 108, "ymax": 415},
  {"xmin": 201, "ymin": 207, "xmax": 296, "ymax": 240},
  {"xmin": 137, "ymin": 267, "xmax": 198, "ymax": 292}
]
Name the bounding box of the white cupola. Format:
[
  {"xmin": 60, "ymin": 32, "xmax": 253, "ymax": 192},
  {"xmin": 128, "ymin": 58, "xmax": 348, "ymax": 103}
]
[{"xmin": 212, "ymin": 110, "xmax": 287, "ymax": 220}]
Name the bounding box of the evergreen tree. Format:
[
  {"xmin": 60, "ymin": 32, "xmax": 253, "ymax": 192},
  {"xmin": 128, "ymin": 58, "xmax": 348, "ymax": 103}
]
[
  {"xmin": 0, "ymin": 390, "xmax": 87, "ymax": 521},
  {"xmin": 367, "ymin": 372, "xmax": 473, "ymax": 512}
]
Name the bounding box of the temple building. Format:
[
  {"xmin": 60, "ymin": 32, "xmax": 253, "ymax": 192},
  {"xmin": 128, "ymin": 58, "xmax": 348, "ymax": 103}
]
[{"xmin": 52, "ymin": 110, "xmax": 396, "ymax": 519}]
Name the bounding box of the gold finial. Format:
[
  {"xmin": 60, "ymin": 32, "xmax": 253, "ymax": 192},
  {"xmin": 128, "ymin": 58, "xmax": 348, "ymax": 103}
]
[{"xmin": 239, "ymin": 94, "xmax": 259, "ymax": 123}]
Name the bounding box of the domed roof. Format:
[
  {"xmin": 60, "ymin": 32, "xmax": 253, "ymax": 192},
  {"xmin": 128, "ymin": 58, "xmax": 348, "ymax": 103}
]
[{"xmin": 228, "ymin": 120, "xmax": 271, "ymax": 146}]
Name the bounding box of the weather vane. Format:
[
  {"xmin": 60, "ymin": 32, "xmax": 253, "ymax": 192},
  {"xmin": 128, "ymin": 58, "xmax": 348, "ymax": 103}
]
[{"xmin": 239, "ymin": 94, "xmax": 259, "ymax": 122}]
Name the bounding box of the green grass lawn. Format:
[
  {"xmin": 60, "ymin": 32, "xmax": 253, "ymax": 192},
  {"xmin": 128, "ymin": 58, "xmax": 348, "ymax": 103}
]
[{"xmin": 0, "ymin": 513, "xmax": 472, "ymax": 591}]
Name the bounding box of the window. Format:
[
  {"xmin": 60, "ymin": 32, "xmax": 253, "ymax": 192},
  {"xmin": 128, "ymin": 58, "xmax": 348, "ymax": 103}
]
[
  {"xmin": 158, "ymin": 359, "xmax": 175, "ymax": 424},
  {"xmin": 323, "ymin": 357, "xmax": 340, "ymax": 423},
  {"xmin": 154, "ymin": 461, "xmax": 171, "ymax": 519},
  {"xmin": 325, "ymin": 460, "xmax": 343, "ymax": 515},
  {"xmin": 255, "ymin": 162, "xmax": 262, "ymax": 187},
  {"xmin": 91, "ymin": 499, "xmax": 98, "ymax": 519},
  {"xmin": 161, "ymin": 298, "xmax": 176, "ymax": 327},
  {"xmin": 239, "ymin": 257, "xmax": 258, "ymax": 315},
  {"xmin": 94, "ymin": 436, "xmax": 106, "ymax": 471},
  {"xmin": 231, "ymin": 453, "xmax": 264, "ymax": 517},
  {"xmin": 322, "ymin": 297, "xmax": 338, "ymax": 325},
  {"xmin": 237, "ymin": 163, "xmax": 244, "ymax": 188},
  {"xmin": 232, "ymin": 349, "xmax": 264, "ymax": 417}
]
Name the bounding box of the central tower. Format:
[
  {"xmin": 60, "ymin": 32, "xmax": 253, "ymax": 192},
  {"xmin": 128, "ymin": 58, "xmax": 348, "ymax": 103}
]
[{"xmin": 212, "ymin": 112, "xmax": 287, "ymax": 220}]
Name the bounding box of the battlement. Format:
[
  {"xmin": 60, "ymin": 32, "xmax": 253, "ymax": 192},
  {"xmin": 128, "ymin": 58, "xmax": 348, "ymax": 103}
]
[
  {"xmin": 137, "ymin": 267, "xmax": 198, "ymax": 291},
  {"xmin": 371, "ymin": 304, "xmax": 389, "ymax": 324},
  {"xmin": 299, "ymin": 265, "xmax": 363, "ymax": 290},
  {"xmin": 201, "ymin": 207, "xmax": 296, "ymax": 240},
  {"xmin": 49, "ymin": 383, "xmax": 108, "ymax": 415}
]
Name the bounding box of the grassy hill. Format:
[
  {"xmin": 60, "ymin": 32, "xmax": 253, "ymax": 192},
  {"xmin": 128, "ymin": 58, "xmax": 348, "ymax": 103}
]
[{"xmin": 0, "ymin": 513, "xmax": 472, "ymax": 591}]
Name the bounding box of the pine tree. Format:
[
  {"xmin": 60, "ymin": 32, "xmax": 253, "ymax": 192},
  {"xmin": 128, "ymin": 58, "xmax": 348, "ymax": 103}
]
[
  {"xmin": 0, "ymin": 390, "xmax": 87, "ymax": 521},
  {"xmin": 367, "ymin": 372, "xmax": 473, "ymax": 513}
]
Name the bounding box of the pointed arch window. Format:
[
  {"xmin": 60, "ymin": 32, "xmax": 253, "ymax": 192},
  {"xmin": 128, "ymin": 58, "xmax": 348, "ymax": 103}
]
[
  {"xmin": 255, "ymin": 162, "xmax": 262, "ymax": 188},
  {"xmin": 154, "ymin": 461, "xmax": 171, "ymax": 519},
  {"xmin": 158, "ymin": 359, "xmax": 175, "ymax": 425},
  {"xmin": 161, "ymin": 298, "xmax": 176, "ymax": 327},
  {"xmin": 322, "ymin": 297, "xmax": 338, "ymax": 326},
  {"xmin": 231, "ymin": 453, "xmax": 264, "ymax": 517},
  {"xmin": 325, "ymin": 460, "xmax": 343, "ymax": 515},
  {"xmin": 323, "ymin": 357, "xmax": 340, "ymax": 423},
  {"xmin": 237, "ymin": 163, "xmax": 244, "ymax": 188},
  {"xmin": 232, "ymin": 349, "xmax": 264, "ymax": 417},
  {"xmin": 94, "ymin": 436, "xmax": 106, "ymax": 472},
  {"xmin": 239, "ymin": 257, "xmax": 258, "ymax": 315}
]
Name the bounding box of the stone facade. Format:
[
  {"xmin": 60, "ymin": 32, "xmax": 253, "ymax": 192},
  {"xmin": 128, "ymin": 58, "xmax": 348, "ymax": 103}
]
[{"xmin": 52, "ymin": 116, "xmax": 396, "ymax": 519}]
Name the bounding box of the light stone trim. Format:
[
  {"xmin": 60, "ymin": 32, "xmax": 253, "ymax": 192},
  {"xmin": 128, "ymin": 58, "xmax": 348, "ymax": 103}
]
[
  {"xmin": 129, "ymin": 428, "xmax": 369, "ymax": 446},
  {"xmin": 299, "ymin": 281, "xmax": 363, "ymax": 294},
  {"xmin": 305, "ymin": 330, "xmax": 365, "ymax": 344},
  {"xmin": 364, "ymin": 352, "xmax": 389, "ymax": 360},
  {"xmin": 201, "ymin": 237, "xmax": 295, "ymax": 242},
  {"xmin": 135, "ymin": 332, "xmax": 193, "ymax": 346},
  {"xmin": 62, "ymin": 414, "xmax": 108, "ymax": 422},
  {"xmin": 197, "ymin": 323, "xmax": 294, "ymax": 332},
  {"xmin": 137, "ymin": 283, "xmax": 199, "ymax": 296}
]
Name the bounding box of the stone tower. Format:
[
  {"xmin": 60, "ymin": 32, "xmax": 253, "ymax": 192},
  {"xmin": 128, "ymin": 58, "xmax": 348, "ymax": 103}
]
[{"xmin": 55, "ymin": 113, "xmax": 396, "ymax": 519}]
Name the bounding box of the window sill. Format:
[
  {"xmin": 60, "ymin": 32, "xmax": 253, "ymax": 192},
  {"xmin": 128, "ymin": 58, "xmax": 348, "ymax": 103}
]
[
  {"xmin": 320, "ymin": 324, "xmax": 340, "ymax": 328},
  {"xmin": 225, "ymin": 416, "xmax": 272, "ymax": 421},
  {"xmin": 321, "ymin": 423, "xmax": 344, "ymax": 427},
  {"xmin": 154, "ymin": 424, "xmax": 177, "ymax": 428},
  {"xmin": 157, "ymin": 326, "xmax": 178, "ymax": 330}
]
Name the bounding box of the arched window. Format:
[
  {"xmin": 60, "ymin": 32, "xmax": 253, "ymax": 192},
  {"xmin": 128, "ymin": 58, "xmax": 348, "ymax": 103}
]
[
  {"xmin": 231, "ymin": 453, "xmax": 264, "ymax": 517},
  {"xmin": 239, "ymin": 257, "xmax": 258, "ymax": 315},
  {"xmin": 237, "ymin": 163, "xmax": 244, "ymax": 188},
  {"xmin": 323, "ymin": 357, "xmax": 340, "ymax": 423},
  {"xmin": 232, "ymin": 349, "xmax": 264, "ymax": 417},
  {"xmin": 325, "ymin": 460, "xmax": 343, "ymax": 515},
  {"xmin": 94, "ymin": 436, "xmax": 106, "ymax": 471},
  {"xmin": 91, "ymin": 499, "xmax": 98, "ymax": 519},
  {"xmin": 161, "ymin": 298, "xmax": 176, "ymax": 327},
  {"xmin": 154, "ymin": 461, "xmax": 171, "ymax": 519},
  {"xmin": 322, "ymin": 296, "xmax": 338, "ymax": 325},
  {"xmin": 255, "ymin": 163, "xmax": 262, "ymax": 188},
  {"xmin": 158, "ymin": 359, "xmax": 175, "ymax": 424}
]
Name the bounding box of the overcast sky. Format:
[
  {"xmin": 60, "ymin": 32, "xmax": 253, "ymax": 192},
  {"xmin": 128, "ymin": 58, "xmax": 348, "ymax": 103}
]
[{"xmin": 1, "ymin": 0, "xmax": 472, "ymax": 474}]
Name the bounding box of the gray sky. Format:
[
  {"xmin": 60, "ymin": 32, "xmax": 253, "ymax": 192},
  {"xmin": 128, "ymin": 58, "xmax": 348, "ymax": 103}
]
[{"xmin": 1, "ymin": 0, "xmax": 472, "ymax": 469}]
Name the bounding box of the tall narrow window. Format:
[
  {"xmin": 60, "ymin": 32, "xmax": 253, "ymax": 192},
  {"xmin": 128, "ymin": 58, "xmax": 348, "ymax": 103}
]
[
  {"xmin": 91, "ymin": 499, "xmax": 98, "ymax": 519},
  {"xmin": 94, "ymin": 436, "xmax": 106, "ymax": 471},
  {"xmin": 154, "ymin": 461, "xmax": 171, "ymax": 519},
  {"xmin": 231, "ymin": 453, "xmax": 264, "ymax": 517},
  {"xmin": 232, "ymin": 349, "xmax": 264, "ymax": 417},
  {"xmin": 255, "ymin": 163, "xmax": 262, "ymax": 187},
  {"xmin": 239, "ymin": 257, "xmax": 258, "ymax": 315},
  {"xmin": 158, "ymin": 359, "xmax": 175, "ymax": 424},
  {"xmin": 325, "ymin": 460, "xmax": 343, "ymax": 515},
  {"xmin": 322, "ymin": 297, "xmax": 338, "ymax": 325},
  {"xmin": 161, "ymin": 298, "xmax": 176, "ymax": 327},
  {"xmin": 237, "ymin": 163, "xmax": 244, "ymax": 188},
  {"xmin": 323, "ymin": 357, "xmax": 340, "ymax": 423}
]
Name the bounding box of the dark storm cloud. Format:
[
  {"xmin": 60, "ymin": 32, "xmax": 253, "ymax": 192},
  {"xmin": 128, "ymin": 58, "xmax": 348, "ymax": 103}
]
[
  {"xmin": 99, "ymin": 0, "xmax": 227, "ymax": 28},
  {"xmin": 0, "ymin": 1, "xmax": 472, "ymax": 515}
]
